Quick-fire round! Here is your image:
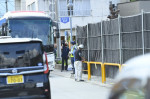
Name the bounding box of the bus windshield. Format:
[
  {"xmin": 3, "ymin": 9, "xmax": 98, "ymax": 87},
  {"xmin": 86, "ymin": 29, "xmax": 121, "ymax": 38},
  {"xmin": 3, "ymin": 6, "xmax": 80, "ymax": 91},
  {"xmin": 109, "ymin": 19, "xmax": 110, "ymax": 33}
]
[
  {"xmin": 0, "ymin": 42, "xmax": 43, "ymax": 69},
  {"xmin": 8, "ymin": 19, "xmax": 52, "ymax": 45}
]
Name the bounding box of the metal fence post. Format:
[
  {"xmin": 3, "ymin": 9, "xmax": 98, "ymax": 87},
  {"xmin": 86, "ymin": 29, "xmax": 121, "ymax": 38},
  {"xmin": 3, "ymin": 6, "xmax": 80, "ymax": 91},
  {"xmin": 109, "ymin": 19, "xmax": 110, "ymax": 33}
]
[
  {"xmin": 118, "ymin": 15, "xmax": 122, "ymax": 64},
  {"xmin": 141, "ymin": 9, "xmax": 145, "ymax": 55},
  {"xmin": 87, "ymin": 24, "xmax": 89, "ymax": 62},
  {"xmin": 101, "ymin": 21, "xmax": 103, "ymax": 63}
]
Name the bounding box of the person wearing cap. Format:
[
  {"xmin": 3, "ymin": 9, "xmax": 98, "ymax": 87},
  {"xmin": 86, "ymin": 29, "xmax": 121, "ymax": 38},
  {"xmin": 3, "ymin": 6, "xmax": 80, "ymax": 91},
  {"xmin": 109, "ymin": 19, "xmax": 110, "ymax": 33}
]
[
  {"xmin": 61, "ymin": 42, "xmax": 70, "ymax": 72},
  {"xmin": 74, "ymin": 44, "xmax": 85, "ymax": 81},
  {"xmin": 70, "ymin": 41, "xmax": 77, "ymax": 74}
]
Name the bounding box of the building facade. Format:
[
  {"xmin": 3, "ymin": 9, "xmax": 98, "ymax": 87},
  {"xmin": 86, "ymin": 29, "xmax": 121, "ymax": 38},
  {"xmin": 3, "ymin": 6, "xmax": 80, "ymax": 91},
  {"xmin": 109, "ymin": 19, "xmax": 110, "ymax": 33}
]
[
  {"xmin": 26, "ymin": 0, "xmax": 50, "ymax": 14},
  {"xmin": 56, "ymin": 0, "xmax": 112, "ymax": 37},
  {"xmin": 118, "ymin": 0, "xmax": 150, "ymax": 16},
  {"xmin": 17, "ymin": 0, "xmax": 119, "ymax": 39}
]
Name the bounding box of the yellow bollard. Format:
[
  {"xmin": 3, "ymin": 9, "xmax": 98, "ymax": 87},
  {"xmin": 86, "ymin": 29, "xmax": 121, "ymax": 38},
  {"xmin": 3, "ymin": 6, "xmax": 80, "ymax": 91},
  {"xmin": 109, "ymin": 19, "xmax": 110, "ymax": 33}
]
[
  {"xmin": 118, "ymin": 64, "xmax": 121, "ymax": 72},
  {"xmin": 87, "ymin": 62, "xmax": 91, "ymax": 80},
  {"xmin": 102, "ymin": 63, "xmax": 106, "ymax": 83}
]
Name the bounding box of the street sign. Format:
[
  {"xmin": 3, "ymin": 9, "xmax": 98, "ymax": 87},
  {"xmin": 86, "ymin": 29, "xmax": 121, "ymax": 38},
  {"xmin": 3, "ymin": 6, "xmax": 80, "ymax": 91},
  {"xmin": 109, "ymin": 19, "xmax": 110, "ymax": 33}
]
[{"xmin": 60, "ymin": 17, "xmax": 69, "ymax": 23}]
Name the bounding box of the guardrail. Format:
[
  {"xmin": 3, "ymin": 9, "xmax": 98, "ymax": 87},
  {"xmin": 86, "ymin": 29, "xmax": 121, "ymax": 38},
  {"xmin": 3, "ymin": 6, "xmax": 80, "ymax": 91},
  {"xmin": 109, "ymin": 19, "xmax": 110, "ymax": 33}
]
[
  {"xmin": 103, "ymin": 63, "xmax": 121, "ymax": 83},
  {"xmin": 82, "ymin": 61, "xmax": 122, "ymax": 83},
  {"xmin": 83, "ymin": 61, "xmax": 104, "ymax": 82},
  {"xmin": 82, "ymin": 61, "xmax": 90, "ymax": 80}
]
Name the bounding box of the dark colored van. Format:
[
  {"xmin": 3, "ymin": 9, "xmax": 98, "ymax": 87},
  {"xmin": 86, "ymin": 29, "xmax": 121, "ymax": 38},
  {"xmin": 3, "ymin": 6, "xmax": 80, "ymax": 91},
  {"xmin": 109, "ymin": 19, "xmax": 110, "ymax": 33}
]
[{"xmin": 0, "ymin": 37, "xmax": 51, "ymax": 99}]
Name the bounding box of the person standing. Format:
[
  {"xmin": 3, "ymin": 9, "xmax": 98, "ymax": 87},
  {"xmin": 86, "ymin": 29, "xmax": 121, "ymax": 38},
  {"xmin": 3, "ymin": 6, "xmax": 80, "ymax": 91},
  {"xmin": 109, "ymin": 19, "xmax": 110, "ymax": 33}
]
[
  {"xmin": 61, "ymin": 42, "xmax": 70, "ymax": 72},
  {"xmin": 74, "ymin": 44, "xmax": 85, "ymax": 81},
  {"xmin": 70, "ymin": 41, "xmax": 77, "ymax": 74}
]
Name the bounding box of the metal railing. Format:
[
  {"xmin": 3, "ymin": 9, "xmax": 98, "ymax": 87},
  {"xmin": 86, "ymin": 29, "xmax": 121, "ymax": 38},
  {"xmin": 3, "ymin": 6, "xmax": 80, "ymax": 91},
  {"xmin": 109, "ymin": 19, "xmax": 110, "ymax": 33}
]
[
  {"xmin": 103, "ymin": 63, "xmax": 121, "ymax": 83},
  {"xmin": 83, "ymin": 61, "xmax": 123, "ymax": 83}
]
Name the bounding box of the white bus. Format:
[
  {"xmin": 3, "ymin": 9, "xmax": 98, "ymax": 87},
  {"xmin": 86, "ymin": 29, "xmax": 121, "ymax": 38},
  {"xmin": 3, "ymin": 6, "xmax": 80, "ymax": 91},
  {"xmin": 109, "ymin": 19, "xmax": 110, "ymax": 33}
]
[{"xmin": 0, "ymin": 11, "xmax": 56, "ymax": 71}]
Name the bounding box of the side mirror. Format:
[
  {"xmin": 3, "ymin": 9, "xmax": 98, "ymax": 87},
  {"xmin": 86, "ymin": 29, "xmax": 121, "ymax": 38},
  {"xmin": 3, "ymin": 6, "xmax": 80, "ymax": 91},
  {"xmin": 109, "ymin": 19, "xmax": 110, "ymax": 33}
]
[
  {"xmin": 43, "ymin": 44, "xmax": 54, "ymax": 52},
  {"xmin": 55, "ymin": 29, "xmax": 60, "ymax": 38},
  {"xmin": 9, "ymin": 29, "xmax": 12, "ymax": 33}
]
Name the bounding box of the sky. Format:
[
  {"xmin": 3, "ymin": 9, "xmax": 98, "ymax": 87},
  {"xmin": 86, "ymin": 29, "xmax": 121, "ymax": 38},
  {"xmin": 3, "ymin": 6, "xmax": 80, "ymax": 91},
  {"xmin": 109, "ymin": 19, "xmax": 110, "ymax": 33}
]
[{"xmin": 0, "ymin": 0, "xmax": 15, "ymax": 17}]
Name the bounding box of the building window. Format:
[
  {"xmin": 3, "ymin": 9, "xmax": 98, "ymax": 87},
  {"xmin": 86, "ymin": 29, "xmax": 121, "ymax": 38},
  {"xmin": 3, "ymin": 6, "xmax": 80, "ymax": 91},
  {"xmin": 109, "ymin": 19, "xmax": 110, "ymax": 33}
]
[
  {"xmin": 67, "ymin": 0, "xmax": 74, "ymax": 16},
  {"xmin": 27, "ymin": 2, "xmax": 35, "ymax": 11},
  {"xmin": 27, "ymin": 5, "xmax": 30, "ymax": 11},
  {"xmin": 31, "ymin": 2, "xmax": 36, "ymax": 11},
  {"xmin": 59, "ymin": 0, "xmax": 91, "ymax": 17}
]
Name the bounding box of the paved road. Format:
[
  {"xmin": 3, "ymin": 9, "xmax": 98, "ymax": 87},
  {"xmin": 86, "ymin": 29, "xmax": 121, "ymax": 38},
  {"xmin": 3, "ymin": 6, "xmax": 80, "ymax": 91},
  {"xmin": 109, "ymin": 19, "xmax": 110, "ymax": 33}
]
[{"xmin": 50, "ymin": 72, "xmax": 111, "ymax": 99}]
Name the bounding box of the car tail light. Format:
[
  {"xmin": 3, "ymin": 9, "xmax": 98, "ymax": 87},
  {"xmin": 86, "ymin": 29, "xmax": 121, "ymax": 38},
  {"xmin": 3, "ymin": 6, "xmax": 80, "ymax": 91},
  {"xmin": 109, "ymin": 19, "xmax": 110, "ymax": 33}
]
[
  {"xmin": 44, "ymin": 52, "xmax": 49, "ymax": 74},
  {"xmin": 45, "ymin": 89, "xmax": 49, "ymax": 92}
]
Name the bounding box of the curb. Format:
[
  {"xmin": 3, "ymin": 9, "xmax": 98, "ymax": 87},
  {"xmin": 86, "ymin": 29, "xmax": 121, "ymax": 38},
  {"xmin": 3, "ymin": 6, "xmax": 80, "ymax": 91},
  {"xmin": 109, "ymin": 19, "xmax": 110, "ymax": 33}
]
[{"xmin": 51, "ymin": 69, "xmax": 113, "ymax": 88}]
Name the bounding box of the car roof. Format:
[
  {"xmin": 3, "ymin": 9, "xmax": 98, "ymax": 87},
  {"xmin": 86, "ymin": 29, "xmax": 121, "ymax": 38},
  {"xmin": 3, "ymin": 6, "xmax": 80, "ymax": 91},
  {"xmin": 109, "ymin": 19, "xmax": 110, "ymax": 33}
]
[{"xmin": 0, "ymin": 37, "xmax": 42, "ymax": 44}]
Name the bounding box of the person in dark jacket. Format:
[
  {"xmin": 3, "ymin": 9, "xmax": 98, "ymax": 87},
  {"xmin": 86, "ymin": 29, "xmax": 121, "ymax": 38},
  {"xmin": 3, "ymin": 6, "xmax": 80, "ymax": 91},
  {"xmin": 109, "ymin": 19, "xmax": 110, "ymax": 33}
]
[{"xmin": 61, "ymin": 42, "xmax": 70, "ymax": 72}]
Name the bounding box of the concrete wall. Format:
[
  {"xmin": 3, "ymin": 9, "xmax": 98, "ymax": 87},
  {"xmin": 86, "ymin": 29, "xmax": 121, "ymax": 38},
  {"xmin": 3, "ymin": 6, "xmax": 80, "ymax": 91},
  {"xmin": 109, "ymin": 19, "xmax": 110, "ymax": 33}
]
[
  {"xmin": 118, "ymin": 1, "xmax": 150, "ymax": 16},
  {"xmin": 120, "ymin": 0, "xmax": 130, "ymax": 3},
  {"xmin": 139, "ymin": 1, "xmax": 150, "ymax": 12},
  {"xmin": 118, "ymin": 1, "xmax": 140, "ymax": 16},
  {"xmin": 90, "ymin": 0, "xmax": 109, "ymax": 18},
  {"xmin": 59, "ymin": 16, "xmax": 105, "ymax": 36}
]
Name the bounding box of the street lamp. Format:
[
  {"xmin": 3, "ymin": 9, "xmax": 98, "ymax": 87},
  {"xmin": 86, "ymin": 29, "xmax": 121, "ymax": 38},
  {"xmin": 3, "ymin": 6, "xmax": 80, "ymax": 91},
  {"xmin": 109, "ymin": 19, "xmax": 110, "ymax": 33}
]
[{"xmin": 67, "ymin": 0, "xmax": 73, "ymax": 42}]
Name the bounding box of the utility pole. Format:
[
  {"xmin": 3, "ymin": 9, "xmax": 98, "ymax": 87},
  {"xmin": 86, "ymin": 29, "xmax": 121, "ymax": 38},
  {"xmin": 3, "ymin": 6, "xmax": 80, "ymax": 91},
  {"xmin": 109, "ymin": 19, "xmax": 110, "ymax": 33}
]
[
  {"xmin": 55, "ymin": 0, "xmax": 61, "ymax": 60},
  {"xmin": 68, "ymin": 0, "xmax": 73, "ymax": 42},
  {"xmin": 51, "ymin": 0, "xmax": 54, "ymax": 20},
  {"xmin": 49, "ymin": 0, "xmax": 61, "ymax": 60},
  {"xmin": 5, "ymin": 0, "xmax": 8, "ymax": 12}
]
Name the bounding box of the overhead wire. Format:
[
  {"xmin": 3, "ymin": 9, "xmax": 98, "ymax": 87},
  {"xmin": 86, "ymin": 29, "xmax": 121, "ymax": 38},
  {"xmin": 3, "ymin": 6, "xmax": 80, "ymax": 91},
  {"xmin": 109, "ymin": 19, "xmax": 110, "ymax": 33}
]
[
  {"xmin": 0, "ymin": 0, "xmax": 15, "ymax": 17},
  {"xmin": 9, "ymin": 2, "xmax": 14, "ymax": 8},
  {"xmin": 0, "ymin": 2, "xmax": 6, "ymax": 16}
]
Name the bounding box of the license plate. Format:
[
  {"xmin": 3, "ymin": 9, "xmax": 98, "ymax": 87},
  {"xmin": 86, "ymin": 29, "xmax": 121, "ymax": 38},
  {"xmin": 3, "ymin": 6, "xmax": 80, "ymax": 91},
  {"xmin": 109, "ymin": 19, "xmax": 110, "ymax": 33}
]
[{"xmin": 7, "ymin": 75, "xmax": 24, "ymax": 84}]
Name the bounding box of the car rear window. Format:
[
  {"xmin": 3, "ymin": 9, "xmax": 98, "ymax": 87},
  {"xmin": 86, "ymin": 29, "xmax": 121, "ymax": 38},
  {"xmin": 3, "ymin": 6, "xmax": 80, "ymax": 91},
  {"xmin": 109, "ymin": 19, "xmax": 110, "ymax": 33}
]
[{"xmin": 0, "ymin": 42, "xmax": 43, "ymax": 69}]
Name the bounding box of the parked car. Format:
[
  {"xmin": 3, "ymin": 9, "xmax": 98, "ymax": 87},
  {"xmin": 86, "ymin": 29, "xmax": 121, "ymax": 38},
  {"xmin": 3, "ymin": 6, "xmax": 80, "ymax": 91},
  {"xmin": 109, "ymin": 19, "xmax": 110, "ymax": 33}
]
[
  {"xmin": 108, "ymin": 54, "xmax": 150, "ymax": 99},
  {"xmin": 0, "ymin": 37, "xmax": 51, "ymax": 99}
]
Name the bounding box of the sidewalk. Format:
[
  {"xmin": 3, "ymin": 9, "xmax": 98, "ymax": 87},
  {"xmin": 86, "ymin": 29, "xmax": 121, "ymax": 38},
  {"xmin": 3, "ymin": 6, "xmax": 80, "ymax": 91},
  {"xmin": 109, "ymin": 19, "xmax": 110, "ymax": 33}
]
[{"xmin": 51, "ymin": 64, "xmax": 115, "ymax": 88}]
